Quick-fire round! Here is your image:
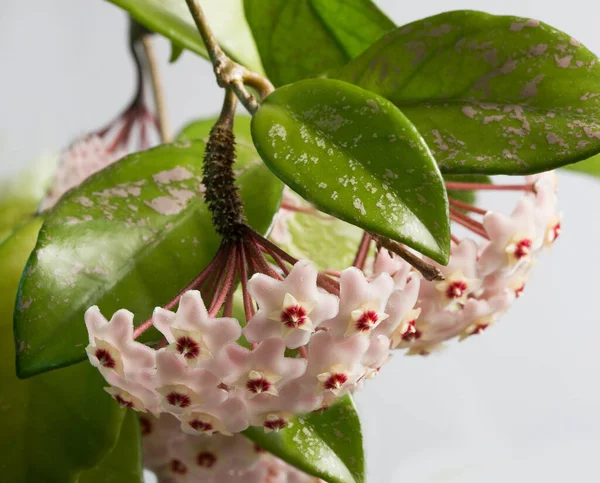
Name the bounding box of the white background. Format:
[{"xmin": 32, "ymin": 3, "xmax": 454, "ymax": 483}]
[{"xmin": 1, "ymin": 1, "xmax": 599, "ymax": 482}]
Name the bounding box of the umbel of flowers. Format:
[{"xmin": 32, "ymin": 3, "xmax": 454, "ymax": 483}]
[
  {"xmin": 141, "ymin": 414, "xmax": 323, "ymax": 482},
  {"xmin": 85, "ymin": 162, "xmax": 561, "ymax": 441}
]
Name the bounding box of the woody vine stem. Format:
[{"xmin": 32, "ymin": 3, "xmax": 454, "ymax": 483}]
[
  {"xmin": 184, "ymin": 0, "xmax": 274, "ymax": 114},
  {"xmin": 183, "ymin": 0, "xmax": 443, "ymax": 281}
]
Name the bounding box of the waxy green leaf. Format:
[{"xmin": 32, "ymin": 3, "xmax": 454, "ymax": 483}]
[
  {"xmin": 79, "ymin": 410, "xmax": 143, "ymax": 483},
  {"xmin": 177, "ymin": 115, "xmax": 253, "ymax": 145},
  {"xmin": 252, "ymin": 78, "xmax": 450, "ymax": 263},
  {"xmin": 244, "ymin": 0, "xmax": 393, "ymax": 86},
  {"xmin": 563, "ymin": 153, "xmax": 600, "ymax": 178},
  {"xmin": 15, "ymin": 139, "xmax": 283, "ymax": 377},
  {"xmin": 0, "ymin": 219, "xmax": 126, "ymax": 482},
  {"xmin": 244, "ymin": 395, "xmax": 364, "ymax": 483},
  {"xmin": 337, "ymin": 10, "xmax": 600, "ymax": 175},
  {"xmin": 107, "ymin": 0, "xmax": 263, "ymax": 73},
  {"xmin": 274, "ymin": 191, "xmax": 365, "ymax": 271}
]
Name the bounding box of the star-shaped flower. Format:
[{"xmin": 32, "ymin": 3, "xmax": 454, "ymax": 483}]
[
  {"xmin": 244, "ymin": 260, "xmax": 338, "ymax": 348},
  {"xmin": 253, "ymin": 411, "xmax": 295, "ymax": 433},
  {"xmin": 102, "ymin": 370, "xmax": 160, "ymax": 413},
  {"xmin": 390, "ymin": 308, "xmax": 422, "ymax": 349},
  {"xmin": 373, "ymin": 276, "xmax": 421, "ymax": 339},
  {"xmin": 226, "ymin": 338, "xmax": 306, "ymax": 399},
  {"xmin": 323, "ymin": 268, "xmax": 394, "ymax": 339},
  {"xmin": 153, "ymin": 290, "xmax": 242, "ymax": 368},
  {"xmin": 304, "ymin": 331, "xmax": 368, "ymax": 397},
  {"xmin": 155, "ymin": 350, "xmax": 226, "ymax": 415},
  {"xmin": 418, "ymin": 239, "xmax": 481, "ymax": 311},
  {"xmin": 180, "ymin": 411, "xmax": 232, "ymax": 437},
  {"xmin": 85, "ymin": 306, "xmax": 155, "ymax": 378},
  {"xmin": 373, "ymin": 248, "xmax": 414, "ymax": 290},
  {"xmin": 479, "ymin": 198, "xmax": 537, "ymax": 275}
]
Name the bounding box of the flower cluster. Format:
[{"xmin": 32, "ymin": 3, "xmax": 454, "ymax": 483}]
[
  {"xmin": 141, "ymin": 414, "xmax": 322, "ymax": 482},
  {"xmin": 373, "ymin": 172, "xmax": 561, "ymax": 355},
  {"xmin": 40, "ymin": 135, "xmax": 124, "ymax": 211},
  {"xmin": 85, "ymin": 259, "xmax": 420, "ymax": 434}
]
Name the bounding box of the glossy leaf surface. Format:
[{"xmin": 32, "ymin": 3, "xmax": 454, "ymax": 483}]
[
  {"xmin": 0, "ymin": 219, "xmax": 125, "ymax": 482},
  {"xmin": 15, "ymin": 140, "xmax": 283, "ymax": 377},
  {"xmin": 79, "ymin": 410, "xmax": 143, "ymax": 483},
  {"xmin": 252, "ymin": 78, "xmax": 450, "ymax": 263},
  {"xmin": 177, "ymin": 115, "xmax": 253, "ymax": 145},
  {"xmin": 108, "ymin": 0, "xmax": 263, "ymax": 73},
  {"xmin": 244, "ymin": 0, "xmax": 393, "ymax": 86},
  {"xmin": 338, "ymin": 10, "xmax": 600, "ymax": 175},
  {"xmin": 244, "ymin": 395, "xmax": 364, "ymax": 483},
  {"xmin": 563, "ymin": 153, "xmax": 600, "ymax": 178},
  {"xmin": 273, "ymin": 191, "xmax": 365, "ymax": 271}
]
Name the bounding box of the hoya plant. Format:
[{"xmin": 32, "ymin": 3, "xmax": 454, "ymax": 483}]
[{"xmin": 1, "ymin": 1, "xmax": 599, "ymax": 481}]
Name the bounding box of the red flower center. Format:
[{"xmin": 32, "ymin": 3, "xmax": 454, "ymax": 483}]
[
  {"xmin": 445, "ymin": 281, "xmax": 468, "ymax": 299},
  {"xmin": 170, "ymin": 459, "xmax": 187, "ymax": 474},
  {"xmin": 281, "ymin": 304, "xmax": 308, "ymax": 329},
  {"xmin": 355, "ymin": 310, "xmax": 379, "ymax": 332},
  {"xmin": 95, "ymin": 348, "xmax": 116, "ymax": 369},
  {"xmin": 552, "ymin": 222, "xmax": 561, "ymax": 241},
  {"xmin": 166, "ymin": 391, "xmax": 192, "ymax": 408},
  {"xmin": 190, "ymin": 419, "xmax": 214, "ymax": 433},
  {"xmin": 246, "ymin": 377, "xmax": 272, "ymax": 394},
  {"xmin": 254, "ymin": 444, "xmax": 267, "ymax": 454},
  {"xmin": 176, "ymin": 336, "xmax": 201, "ymax": 360},
  {"xmin": 323, "ymin": 373, "xmax": 348, "ymax": 391},
  {"xmin": 472, "ymin": 323, "xmax": 490, "ymax": 335},
  {"xmin": 114, "ymin": 395, "xmax": 133, "ymax": 408},
  {"xmin": 196, "ymin": 451, "xmax": 217, "ymax": 469},
  {"xmin": 514, "ymin": 284, "xmax": 526, "ymax": 298},
  {"xmin": 401, "ymin": 320, "xmax": 422, "ymax": 342},
  {"xmin": 264, "ymin": 417, "xmax": 288, "ymax": 431},
  {"xmin": 139, "ymin": 416, "xmax": 152, "ymax": 436},
  {"xmin": 514, "ymin": 239, "xmax": 532, "ymax": 259}
]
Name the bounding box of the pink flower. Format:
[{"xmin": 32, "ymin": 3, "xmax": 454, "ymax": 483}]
[
  {"xmin": 244, "ymin": 261, "xmax": 338, "ymax": 348},
  {"xmin": 373, "ymin": 248, "xmax": 413, "ymax": 290},
  {"xmin": 323, "ymin": 268, "xmax": 393, "ymax": 338},
  {"xmin": 85, "ymin": 306, "xmax": 155, "ymax": 378},
  {"xmin": 374, "ymin": 276, "xmax": 421, "ymax": 339},
  {"xmin": 226, "ymin": 338, "xmax": 306, "ymax": 399},
  {"xmin": 304, "ymin": 331, "xmax": 368, "ymax": 397},
  {"xmin": 153, "ymin": 290, "xmax": 242, "ymax": 368},
  {"xmin": 155, "ymin": 351, "xmax": 227, "ymax": 414},
  {"xmin": 479, "ymin": 198, "xmax": 537, "ymax": 275},
  {"xmin": 103, "ymin": 370, "xmax": 160, "ymax": 413}
]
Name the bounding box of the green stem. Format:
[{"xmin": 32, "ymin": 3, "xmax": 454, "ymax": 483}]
[{"xmin": 184, "ymin": 0, "xmax": 274, "ymax": 114}]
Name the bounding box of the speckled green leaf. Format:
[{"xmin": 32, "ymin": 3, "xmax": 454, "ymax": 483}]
[
  {"xmin": 107, "ymin": 0, "xmax": 263, "ymax": 73},
  {"xmin": 177, "ymin": 115, "xmax": 253, "ymax": 145},
  {"xmin": 244, "ymin": 395, "xmax": 364, "ymax": 483},
  {"xmin": 563, "ymin": 153, "xmax": 600, "ymax": 178},
  {"xmin": 244, "ymin": 0, "xmax": 393, "ymax": 86},
  {"xmin": 0, "ymin": 219, "xmax": 125, "ymax": 482},
  {"xmin": 79, "ymin": 410, "xmax": 143, "ymax": 483},
  {"xmin": 274, "ymin": 191, "xmax": 365, "ymax": 271},
  {"xmin": 252, "ymin": 78, "xmax": 450, "ymax": 263},
  {"xmin": 15, "ymin": 140, "xmax": 283, "ymax": 377},
  {"xmin": 337, "ymin": 10, "xmax": 600, "ymax": 175}
]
